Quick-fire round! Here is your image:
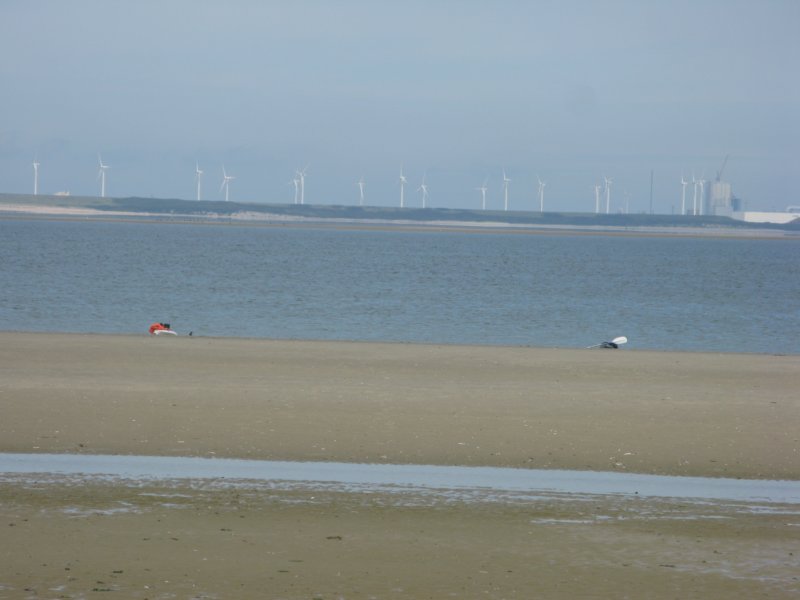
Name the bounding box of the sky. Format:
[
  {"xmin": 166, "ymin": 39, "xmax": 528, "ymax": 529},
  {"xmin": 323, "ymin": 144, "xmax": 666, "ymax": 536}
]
[{"xmin": 1, "ymin": 0, "xmax": 798, "ymax": 213}]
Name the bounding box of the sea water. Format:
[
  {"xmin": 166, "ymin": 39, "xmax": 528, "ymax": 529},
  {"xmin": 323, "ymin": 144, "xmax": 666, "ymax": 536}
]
[{"xmin": 1, "ymin": 218, "xmax": 798, "ymax": 354}]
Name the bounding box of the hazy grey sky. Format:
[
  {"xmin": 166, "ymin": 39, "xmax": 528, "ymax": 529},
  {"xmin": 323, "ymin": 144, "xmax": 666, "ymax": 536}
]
[{"xmin": 1, "ymin": 0, "xmax": 798, "ymax": 212}]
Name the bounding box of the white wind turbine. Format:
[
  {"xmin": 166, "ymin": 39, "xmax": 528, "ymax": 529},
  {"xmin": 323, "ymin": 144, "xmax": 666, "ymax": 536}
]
[
  {"xmin": 537, "ymin": 176, "xmax": 546, "ymax": 212},
  {"xmin": 289, "ymin": 176, "xmax": 300, "ymax": 204},
  {"xmin": 691, "ymin": 173, "xmax": 698, "ymax": 215},
  {"xmin": 33, "ymin": 158, "xmax": 40, "ymax": 195},
  {"xmin": 604, "ymin": 176, "xmax": 613, "ymax": 214},
  {"xmin": 195, "ymin": 163, "xmax": 203, "ymax": 201},
  {"xmin": 680, "ymin": 173, "xmax": 689, "ymax": 215},
  {"xmin": 476, "ymin": 178, "xmax": 488, "ymax": 210},
  {"xmin": 399, "ymin": 166, "xmax": 407, "ymax": 208},
  {"xmin": 417, "ymin": 173, "xmax": 429, "ymax": 208},
  {"xmin": 356, "ymin": 176, "xmax": 365, "ymax": 206},
  {"xmin": 97, "ymin": 155, "xmax": 110, "ymax": 198},
  {"xmin": 220, "ymin": 166, "xmax": 235, "ymax": 202},
  {"xmin": 697, "ymin": 175, "xmax": 706, "ymax": 216},
  {"xmin": 594, "ymin": 183, "xmax": 601, "ymax": 214},
  {"xmin": 296, "ymin": 166, "xmax": 308, "ymax": 205},
  {"xmin": 502, "ymin": 169, "xmax": 510, "ymax": 211}
]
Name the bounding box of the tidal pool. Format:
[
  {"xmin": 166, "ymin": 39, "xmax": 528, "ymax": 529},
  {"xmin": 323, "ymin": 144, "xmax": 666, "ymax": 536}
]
[{"xmin": 2, "ymin": 453, "xmax": 799, "ymax": 505}]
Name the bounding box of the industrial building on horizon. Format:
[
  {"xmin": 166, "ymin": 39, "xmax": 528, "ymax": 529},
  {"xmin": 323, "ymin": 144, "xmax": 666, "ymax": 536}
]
[
  {"xmin": 701, "ymin": 155, "xmax": 796, "ymax": 224},
  {"xmin": 707, "ymin": 179, "xmax": 738, "ymax": 216}
]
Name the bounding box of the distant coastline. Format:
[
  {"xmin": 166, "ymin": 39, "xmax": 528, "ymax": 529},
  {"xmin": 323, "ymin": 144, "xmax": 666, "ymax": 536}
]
[{"xmin": 1, "ymin": 192, "xmax": 798, "ymax": 239}]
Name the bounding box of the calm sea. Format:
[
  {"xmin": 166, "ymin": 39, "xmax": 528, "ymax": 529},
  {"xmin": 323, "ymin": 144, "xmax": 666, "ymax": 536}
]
[{"xmin": 1, "ymin": 218, "xmax": 798, "ymax": 354}]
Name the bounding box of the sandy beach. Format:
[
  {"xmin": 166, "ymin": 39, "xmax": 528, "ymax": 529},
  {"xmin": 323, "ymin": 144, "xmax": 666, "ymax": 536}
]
[
  {"xmin": 1, "ymin": 332, "xmax": 797, "ymax": 479},
  {"xmin": 1, "ymin": 332, "xmax": 798, "ymax": 598}
]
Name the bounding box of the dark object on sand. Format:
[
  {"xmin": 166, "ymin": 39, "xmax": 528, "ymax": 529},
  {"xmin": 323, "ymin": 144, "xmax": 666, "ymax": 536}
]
[{"xmin": 587, "ymin": 336, "xmax": 628, "ymax": 349}]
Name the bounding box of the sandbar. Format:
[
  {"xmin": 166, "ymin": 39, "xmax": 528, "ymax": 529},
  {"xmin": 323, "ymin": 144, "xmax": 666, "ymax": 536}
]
[
  {"xmin": 0, "ymin": 331, "xmax": 797, "ymax": 479},
  {"xmin": 2, "ymin": 332, "xmax": 799, "ymax": 598}
]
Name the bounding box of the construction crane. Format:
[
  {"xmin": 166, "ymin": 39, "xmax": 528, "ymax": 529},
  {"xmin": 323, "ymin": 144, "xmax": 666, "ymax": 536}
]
[{"xmin": 716, "ymin": 154, "xmax": 730, "ymax": 182}]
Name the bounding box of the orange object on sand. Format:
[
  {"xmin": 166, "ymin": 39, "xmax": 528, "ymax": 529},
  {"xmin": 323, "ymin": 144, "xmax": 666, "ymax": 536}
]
[{"xmin": 149, "ymin": 323, "xmax": 168, "ymax": 335}]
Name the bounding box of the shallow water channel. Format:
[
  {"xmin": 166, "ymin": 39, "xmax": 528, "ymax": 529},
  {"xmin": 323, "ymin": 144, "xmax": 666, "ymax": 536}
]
[{"xmin": 2, "ymin": 453, "xmax": 799, "ymax": 506}]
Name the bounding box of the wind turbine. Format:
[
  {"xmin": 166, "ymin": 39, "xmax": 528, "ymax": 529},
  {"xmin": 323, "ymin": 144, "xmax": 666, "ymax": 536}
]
[
  {"xmin": 476, "ymin": 178, "xmax": 488, "ymax": 210},
  {"xmin": 691, "ymin": 174, "xmax": 698, "ymax": 215},
  {"xmin": 680, "ymin": 173, "xmax": 689, "ymax": 215},
  {"xmin": 594, "ymin": 183, "xmax": 601, "ymax": 214},
  {"xmin": 287, "ymin": 176, "xmax": 299, "ymax": 204},
  {"xmin": 697, "ymin": 175, "xmax": 706, "ymax": 216},
  {"xmin": 220, "ymin": 166, "xmax": 235, "ymax": 202},
  {"xmin": 356, "ymin": 176, "xmax": 365, "ymax": 206},
  {"xmin": 33, "ymin": 158, "xmax": 40, "ymax": 196},
  {"xmin": 537, "ymin": 176, "xmax": 546, "ymax": 212},
  {"xmin": 399, "ymin": 166, "xmax": 407, "ymax": 208},
  {"xmin": 417, "ymin": 173, "xmax": 429, "ymax": 208},
  {"xmin": 604, "ymin": 176, "xmax": 612, "ymax": 214},
  {"xmin": 296, "ymin": 166, "xmax": 308, "ymax": 205},
  {"xmin": 502, "ymin": 169, "xmax": 510, "ymax": 211},
  {"xmin": 97, "ymin": 155, "xmax": 110, "ymax": 198},
  {"xmin": 195, "ymin": 163, "xmax": 203, "ymax": 201}
]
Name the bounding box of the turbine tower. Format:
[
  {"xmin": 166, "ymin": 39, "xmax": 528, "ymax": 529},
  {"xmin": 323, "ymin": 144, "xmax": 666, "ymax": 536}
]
[
  {"xmin": 33, "ymin": 158, "xmax": 40, "ymax": 196},
  {"xmin": 296, "ymin": 166, "xmax": 308, "ymax": 205},
  {"xmin": 604, "ymin": 176, "xmax": 612, "ymax": 214},
  {"xmin": 697, "ymin": 176, "xmax": 706, "ymax": 216},
  {"xmin": 502, "ymin": 169, "xmax": 510, "ymax": 211},
  {"xmin": 537, "ymin": 176, "xmax": 546, "ymax": 212},
  {"xmin": 357, "ymin": 176, "xmax": 365, "ymax": 206},
  {"xmin": 680, "ymin": 174, "xmax": 689, "ymax": 215},
  {"xmin": 220, "ymin": 166, "xmax": 235, "ymax": 202},
  {"xmin": 195, "ymin": 163, "xmax": 203, "ymax": 201},
  {"xmin": 290, "ymin": 176, "xmax": 300, "ymax": 204},
  {"xmin": 691, "ymin": 174, "xmax": 698, "ymax": 215},
  {"xmin": 594, "ymin": 183, "xmax": 601, "ymax": 214},
  {"xmin": 399, "ymin": 166, "xmax": 407, "ymax": 208},
  {"xmin": 417, "ymin": 173, "xmax": 429, "ymax": 208},
  {"xmin": 476, "ymin": 178, "xmax": 488, "ymax": 210},
  {"xmin": 97, "ymin": 155, "xmax": 110, "ymax": 198}
]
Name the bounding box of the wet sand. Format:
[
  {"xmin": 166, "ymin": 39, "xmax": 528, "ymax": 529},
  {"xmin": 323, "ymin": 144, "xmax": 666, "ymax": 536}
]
[
  {"xmin": 2, "ymin": 474, "xmax": 798, "ymax": 599},
  {"xmin": 1, "ymin": 332, "xmax": 798, "ymax": 598}
]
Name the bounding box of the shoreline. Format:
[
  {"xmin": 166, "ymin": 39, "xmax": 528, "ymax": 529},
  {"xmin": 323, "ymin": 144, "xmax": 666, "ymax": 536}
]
[
  {"xmin": 2, "ymin": 202, "xmax": 798, "ymax": 239},
  {"xmin": 1, "ymin": 331, "xmax": 797, "ymax": 480},
  {"xmin": 4, "ymin": 326, "xmax": 797, "ymax": 356}
]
